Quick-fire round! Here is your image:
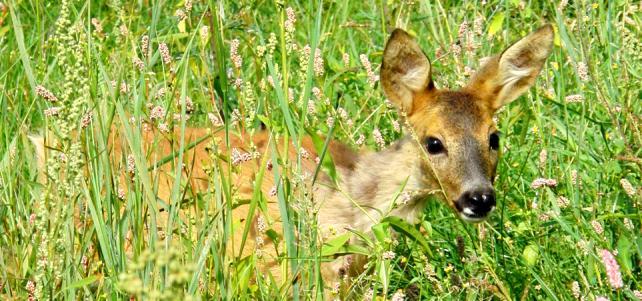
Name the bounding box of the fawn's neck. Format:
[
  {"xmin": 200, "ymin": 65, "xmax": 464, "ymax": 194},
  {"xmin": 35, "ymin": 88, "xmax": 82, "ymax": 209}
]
[{"xmin": 317, "ymin": 136, "xmax": 433, "ymax": 234}]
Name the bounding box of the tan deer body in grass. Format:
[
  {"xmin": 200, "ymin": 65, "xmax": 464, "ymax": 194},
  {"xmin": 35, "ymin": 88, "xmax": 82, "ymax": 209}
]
[{"xmin": 32, "ymin": 25, "xmax": 553, "ymax": 297}]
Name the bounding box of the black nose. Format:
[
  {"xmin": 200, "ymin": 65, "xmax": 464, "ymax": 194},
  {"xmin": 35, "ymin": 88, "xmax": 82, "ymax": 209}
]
[{"xmin": 460, "ymin": 189, "xmax": 496, "ymax": 216}]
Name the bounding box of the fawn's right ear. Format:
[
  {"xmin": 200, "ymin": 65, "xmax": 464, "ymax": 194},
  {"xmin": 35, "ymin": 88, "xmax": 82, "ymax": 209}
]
[{"xmin": 381, "ymin": 29, "xmax": 433, "ymax": 115}]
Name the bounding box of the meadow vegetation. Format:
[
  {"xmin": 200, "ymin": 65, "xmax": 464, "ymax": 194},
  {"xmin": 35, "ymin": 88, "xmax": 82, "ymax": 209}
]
[{"xmin": 0, "ymin": 0, "xmax": 640, "ymax": 300}]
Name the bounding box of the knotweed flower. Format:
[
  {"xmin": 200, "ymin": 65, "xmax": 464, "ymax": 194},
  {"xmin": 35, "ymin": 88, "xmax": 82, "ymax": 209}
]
[
  {"xmin": 257, "ymin": 215, "xmax": 267, "ymax": 233},
  {"xmin": 571, "ymin": 281, "xmax": 580, "ymax": 299},
  {"xmin": 119, "ymin": 24, "xmax": 128, "ymax": 37},
  {"xmin": 299, "ymin": 147, "xmax": 310, "ymax": 159},
  {"xmin": 120, "ymin": 82, "xmax": 129, "ymax": 94},
  {"xmin": 158, "ymin": 123, "xmax": 169, "ymax": 133},
  {"xmin": 91, "ymin": 18, "xmax": 103, "ymax": 34},
  {"xmin": 231, "ymin": 148, "xmax": 251, "ymax": 166},
  {"xmin": 230, "ymin": 39, "xmax": 242, "ymax": 69},
  {"xmin": 26, "ymin": 280, "xmax": 35, "ymax": 294},
  {"xmin": 150, "ymin": 105, "xmax": 166, "ymax": 120},
  {"xmin": 360, "ymin": 54, "xmax": 379, "ymax": 85},
  {"xmin": 577, "ymin": 239, "xmax": 590, "ymax": 255},
  {"xmin": 576, "ymin": 62, "xmax": 589, "ymax": 82},
  {"xmin": 155, "ymin": 87, "xmax": 167, "ymax": 99},
  {"xmin": 599, "ymin": 249, "xmax": 623, "ymax": 289},
  {"xmin": 391, "ymin": 290, "xmax": 405, "ymax": 301},
  {"xmin": 565, "ymin": 94, "xmax": 584, "ymax": 103},
  {"xmin": 557, "ymin": 196, "xmax": 570, "ymax": 208},
  {"xmin": 127, "ymin": 155, "xmax": 136, "ymax": 175},
  {"xmin": 285, "ymin": 7, "xmax": 296, "ymax": 33},
  {"xmin": 326, "ymin": 116, "xmax": 335, "ymax": 127},
  {"xmin": 363, "ymin": 288, "xmax": 374, "ymax": 301},
  {"xmin": 530, "ymin": 178, "xmax": 557, "ymax": 189},
  {"xmin": 208, "ymin": 113, "xmax": 223, "ymax": 127},
  {"xmin": 175, "ymin": 8, "xmax": 187, "ymax": 21},
  {"xmin": 355, "ymin": 134, "xmax": 365, "ymax": 146},
  {"xmin": 623, "ymin": 218, "xmax": 633, "ymax": 231},
  {"xmin": 620, "ymin": 178, "xmax": 636, "ymax": 197},
  {"xmin": 36, "ymin": 85, "xmax": 58, "ymax": 102},
  {"xmin": 538, "ymin": 149, "xmax": 547, "ymax": 168},
  {"xmin": 382, "ymin": 251, "xmax": 396, "ymax": 260},
  {"xmin": 451, "ymin": 43, "xmax": 462, "ymax": 56},
  {"xmin": 199, "ymin": 26, "xmax": 209, "ymax": 44},
  {"xmin": 473, "ymin": 17, "xmax": 484, "ymax": 35},
  {"xmin": 141, "ymin": 35, "xmax": 149, "ymax": 57},
  {"xmin": 159, "ymin": 43, "xmax": 171, "ymax": 65},
  {"xmin": 633, "ymin": 290, "xmax": 642, "ymax": 300},
  {"xmin": 559, "ymin": 0, "xmax": 569, "ymax": 10},
  {"xmin": 392, "ymin": 120, "xmax": 401, "ymax": 132},
  {"xmin": 313, "ymin": 48, "xmax": 324, "ymax": 76},
  {"xmin": 342, "ymin": 52, "xmax": 350, "ymax": 66},
  {"xmin": 595, "ymin": 296, "xmax": 609, "ymax": 301},
  {"xmin": 373, "ymin": 128, "xmax": 385, "ymax": 148},
  {"xmin": 133, "ymin": 56, "xmax": 144, "ymax": 71},
  {"xmin": 458, "ymin": 21, "xmax": 469, "ymax": 39},
  {"xmin": 184, "ymin": 0, "xmax": 192, "ymax": 12},
  {"xmin": 591, "ymin": 220, "xmax": 604, "ymax": 236},
  {"xmin": 44, "ymin": 107, "xmax": 62, "ymax": 117},
  {"xmin": 80, "ymin": 112, "xmax": 92, "ymax": 129}
]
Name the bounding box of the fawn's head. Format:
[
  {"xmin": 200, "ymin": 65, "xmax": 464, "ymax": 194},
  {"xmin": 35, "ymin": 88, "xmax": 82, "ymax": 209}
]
[{"xmin": 381, "ymin": 25, "xmax": 554, "ymax": 222}]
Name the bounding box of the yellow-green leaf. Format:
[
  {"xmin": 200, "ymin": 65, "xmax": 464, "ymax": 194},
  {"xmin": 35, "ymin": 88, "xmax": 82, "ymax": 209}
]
[{"xmin": 488, "ymin": 12, "xmax": 505, "ymax": 36}]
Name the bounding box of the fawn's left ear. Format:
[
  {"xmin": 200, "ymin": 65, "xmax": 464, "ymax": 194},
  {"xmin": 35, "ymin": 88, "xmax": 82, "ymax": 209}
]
[
  {"xmin": 381, "ymin": 28, "xmax": 433, "ymax": 115},
  {"xmin": 466, "ymin": 24, "xmax": 554, "ymax": 110}
]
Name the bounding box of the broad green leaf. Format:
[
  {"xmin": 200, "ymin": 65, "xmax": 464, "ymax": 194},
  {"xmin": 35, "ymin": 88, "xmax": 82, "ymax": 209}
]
[
  {"xmin": 372, "ymin": 222, "xmax": 390, "ymax": 245},
  {"xmin": 321, "ymin": 232, "xmax": 352, "ymax": 256},
  {"xmin": 383, "ymin": 216, "xmax": 431, "ymax": 255},
  {"xmin": 488, "ymin": 12, "xmax": 505, "ymax": 36},
  {"xmin": 617, "ymin": 236, "xmax": 633, "ymax": 275}
]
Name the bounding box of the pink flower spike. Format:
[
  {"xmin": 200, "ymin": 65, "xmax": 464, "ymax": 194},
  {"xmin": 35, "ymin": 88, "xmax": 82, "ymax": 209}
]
[{"xmin": 599, "ymin": 249, "xmax": 623, "ymax": 289}]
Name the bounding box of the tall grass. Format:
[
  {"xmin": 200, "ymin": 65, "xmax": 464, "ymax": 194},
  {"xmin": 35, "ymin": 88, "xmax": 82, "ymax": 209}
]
[{"xmin": 0, "ymin": 0, "xmax": 640, "ymax": 300}]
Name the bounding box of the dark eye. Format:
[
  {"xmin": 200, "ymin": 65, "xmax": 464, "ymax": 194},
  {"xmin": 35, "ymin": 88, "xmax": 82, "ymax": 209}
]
[
  {"xmin": 489, "ymin": 133, "xmax": 500, "ymax": 150},
  {"xmin": 425, "ymin": 137, "xmax": 445, "ymax": 154}
]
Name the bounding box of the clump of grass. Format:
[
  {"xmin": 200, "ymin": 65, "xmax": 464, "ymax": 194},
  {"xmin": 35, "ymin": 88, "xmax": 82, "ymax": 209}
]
[{"xmin": 0, "ymin": 0, "xmax": 640, "ymax": 300}]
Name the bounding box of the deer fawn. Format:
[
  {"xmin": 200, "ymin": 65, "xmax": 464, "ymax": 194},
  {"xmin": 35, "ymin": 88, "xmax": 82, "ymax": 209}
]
[{"xmin": 32, "ymin": 24, "xmax": 554, "ymax": 297}]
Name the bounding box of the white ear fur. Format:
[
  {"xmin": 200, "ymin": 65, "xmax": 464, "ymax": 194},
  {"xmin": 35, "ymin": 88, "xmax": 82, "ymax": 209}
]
[{"xmin": 467, "ymin": 25, "xmax": 555, "ymax": 110}]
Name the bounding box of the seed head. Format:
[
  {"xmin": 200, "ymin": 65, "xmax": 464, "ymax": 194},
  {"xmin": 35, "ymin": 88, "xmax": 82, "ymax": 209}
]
[
  {"xmin": 591, "ymin": 220, "xmax": 604, "ymax": 236},
  {"xmin": 382, "ymin": 251, "xmax": 396, "ymax": 260},
  {"xmin": 230, "ymin": 39, "xmax": 242, "ymax": 69},
  {"xmin": 208, "ymin": 113, "xmax": 223, "ymax": 127},
  {"xmin": 36, "ymin": 85, "xmax": 58, "ymax": 102},
  {"xmin": 359, "ymin": 54, "xmax": 379, "ymax": 85},
  {"xmin": 565, "ymin": 94, "xmax": 584, "ymax": 103},
  {"xmin": 373, "ymin": 128, "xmax": 385, "ymax": 148},
  {"xmin": 576, "ymin": 62, "xmax": 589, "ymax": 82},
  {"xmin": 285, "ymin": 7, "xmax": 296, "ymax": 33},
  {"xmin": 141, "ymin": 35, "xmax": 149, "ymax": 57},
  {"xmin": 530, "ymin": 178, "xmax": 557, "ymax": 189},
  {"xmin": 44, "ymin": 106, "xmax": 62, "ymax": 117},
  {"xmin": 159, "ymin": 43, "xmax": 172, "ymax": 65},
  {"xmin": 571, "ymin": 281, "xmax": 580, "ymax": 299},
  {"xmin": 620, "ymin": 178, "xmax": 636, "ymax": 197},
  {"xmin": 133, "ymin": 56, "xmax": 144, "ymax": 71},
  {"xmin": 91, "ymin": 18, "xmax": 103, "ymax": 34}
]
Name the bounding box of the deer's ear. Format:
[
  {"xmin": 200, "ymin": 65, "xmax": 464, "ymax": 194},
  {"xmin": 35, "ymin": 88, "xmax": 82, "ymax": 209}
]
[
  {"xmin": 381, "ymin": 29, "xmax": 433, "ymax": 115},
  {"xmin": 466, "ymin": 25, "xmax": 554, "ymax": 110}
]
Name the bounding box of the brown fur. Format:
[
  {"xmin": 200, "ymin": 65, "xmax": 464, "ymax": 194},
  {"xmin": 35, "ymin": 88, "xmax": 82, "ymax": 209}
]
[{"xmin": 32, "ymin": 25, "xmax": 554, "ymax": 298}]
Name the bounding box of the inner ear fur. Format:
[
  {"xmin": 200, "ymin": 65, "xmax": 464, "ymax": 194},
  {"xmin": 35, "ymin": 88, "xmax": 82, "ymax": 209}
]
[
  {"xmin": 381, "ymin": 29, "xmax": 433, "ymax": 115},
  {"xmin": 465, "ymin": 24, "xmax": 555, "ymax": 110}
]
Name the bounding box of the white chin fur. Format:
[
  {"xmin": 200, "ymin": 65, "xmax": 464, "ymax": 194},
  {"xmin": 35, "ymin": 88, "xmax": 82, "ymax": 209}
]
[
  {"xmin": 459, "ymin": 213, "xmax": 486, "ymax": 223},
  {"xmin": 459, "ymin": 206, "xmax": 495, "ymax": 223}
]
